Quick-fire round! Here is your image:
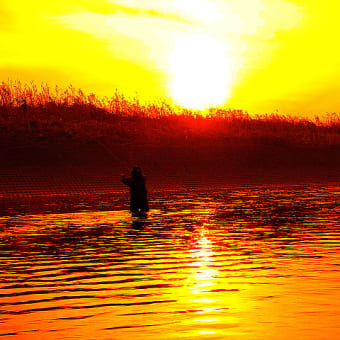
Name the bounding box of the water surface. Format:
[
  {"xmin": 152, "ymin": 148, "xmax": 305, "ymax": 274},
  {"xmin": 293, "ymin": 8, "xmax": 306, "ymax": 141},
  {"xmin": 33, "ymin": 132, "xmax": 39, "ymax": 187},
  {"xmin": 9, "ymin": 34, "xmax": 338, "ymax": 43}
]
[{"xmin": 0, "ymin": 185, "xmax": 339, "ymax": 339}]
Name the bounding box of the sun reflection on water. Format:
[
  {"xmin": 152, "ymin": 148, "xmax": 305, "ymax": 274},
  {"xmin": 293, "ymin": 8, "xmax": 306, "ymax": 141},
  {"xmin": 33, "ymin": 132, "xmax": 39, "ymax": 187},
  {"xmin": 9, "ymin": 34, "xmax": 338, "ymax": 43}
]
[
  {"xmin": 0, "ymin": 186, "xmax": 339, "ymax": 339},
  {"xmin": 186, "ymin": 225, "xmax": 224, "ymax": 336}
]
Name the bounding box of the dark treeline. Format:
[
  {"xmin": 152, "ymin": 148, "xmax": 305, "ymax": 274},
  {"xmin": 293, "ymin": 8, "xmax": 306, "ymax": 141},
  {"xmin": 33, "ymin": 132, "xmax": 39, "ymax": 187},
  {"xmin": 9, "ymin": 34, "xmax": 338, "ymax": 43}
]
[
  {"xmin": 1, "ymin": 80, "xmax": 339, "ymax": 146},
  {"xmin": 0, "ymin": 80, "xmax": 339, "ymax": 192}
]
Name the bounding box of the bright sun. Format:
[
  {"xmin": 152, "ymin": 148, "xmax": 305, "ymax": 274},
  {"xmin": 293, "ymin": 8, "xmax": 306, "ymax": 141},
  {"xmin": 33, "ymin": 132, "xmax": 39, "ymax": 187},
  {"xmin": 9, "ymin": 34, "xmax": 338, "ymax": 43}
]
[
  {"xmin": 53, "ymin": 0, "xmax": 304, "ymax": 112},
  {"xmin": 167, "ymin": 0, "xmax": 234, "ymax": 110},
  {"xmin": 169, "ymin": 33, "xmax": 232, "ymax": 110}
]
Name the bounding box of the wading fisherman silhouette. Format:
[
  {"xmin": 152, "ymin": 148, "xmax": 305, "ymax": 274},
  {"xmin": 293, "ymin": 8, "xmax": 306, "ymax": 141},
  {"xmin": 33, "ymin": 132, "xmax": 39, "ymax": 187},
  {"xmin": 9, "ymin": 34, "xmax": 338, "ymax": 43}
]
[{"xmin": 121, "ymin": 166, "xmax": 149, "ymax": 216}]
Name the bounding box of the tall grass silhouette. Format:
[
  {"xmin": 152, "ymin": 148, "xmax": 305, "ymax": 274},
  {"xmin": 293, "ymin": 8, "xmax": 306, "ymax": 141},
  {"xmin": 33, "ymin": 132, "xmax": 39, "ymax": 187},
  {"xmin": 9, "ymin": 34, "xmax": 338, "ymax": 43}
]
[
  {"xmin": 1, "ymin": 80, "xmax": 339, "ymax": 148},
  {"xmin": 0, "ymin": 79, "xmax": 339, "ymax": 194}
]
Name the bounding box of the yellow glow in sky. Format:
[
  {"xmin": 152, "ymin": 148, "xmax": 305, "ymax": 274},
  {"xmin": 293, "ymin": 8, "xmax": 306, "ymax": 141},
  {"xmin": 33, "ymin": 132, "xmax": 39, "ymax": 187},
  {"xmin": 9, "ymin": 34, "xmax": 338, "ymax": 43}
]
[
  {"xmin": 169, "ymin": 33, "xmax": 232, "ymax": 109},
  {"xmin": 1, "ymin": 0, "xmax": 340, "ymax": 115}
]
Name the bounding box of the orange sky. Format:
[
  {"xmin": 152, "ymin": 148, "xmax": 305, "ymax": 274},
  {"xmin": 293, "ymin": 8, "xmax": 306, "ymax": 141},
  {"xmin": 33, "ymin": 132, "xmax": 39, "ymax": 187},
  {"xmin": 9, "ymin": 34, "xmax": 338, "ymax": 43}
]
[{"xmin": 1, "ymin": 0, "xmax": 340, "ymax": 116}]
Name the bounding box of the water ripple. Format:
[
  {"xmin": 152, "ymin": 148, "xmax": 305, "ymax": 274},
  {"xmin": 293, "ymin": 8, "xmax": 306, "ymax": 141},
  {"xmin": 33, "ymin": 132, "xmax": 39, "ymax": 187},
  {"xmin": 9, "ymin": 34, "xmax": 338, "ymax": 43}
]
[{"xmin": 0, "ymin": 185, "xmax": 339, "ymax": 339}]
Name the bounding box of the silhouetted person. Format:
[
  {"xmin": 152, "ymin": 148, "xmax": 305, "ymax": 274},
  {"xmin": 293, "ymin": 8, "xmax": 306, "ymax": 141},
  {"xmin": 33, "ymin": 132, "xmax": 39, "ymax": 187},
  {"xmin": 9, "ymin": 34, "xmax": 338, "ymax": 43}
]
[{"xmin": 121, "ymin": 167, "xmax": 149, "ymax": 216}]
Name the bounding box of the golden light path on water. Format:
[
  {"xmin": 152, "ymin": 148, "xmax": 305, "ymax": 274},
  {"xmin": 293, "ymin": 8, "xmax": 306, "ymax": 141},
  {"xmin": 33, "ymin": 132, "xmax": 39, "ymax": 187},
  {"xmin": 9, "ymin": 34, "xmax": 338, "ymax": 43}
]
[
  {"xmin": 0, "ymin": 186, "xmax": 339, "ymax": 339},
  {"xmin": 188, "ymin": 227, "xmax": 221, "ymax": 336}
]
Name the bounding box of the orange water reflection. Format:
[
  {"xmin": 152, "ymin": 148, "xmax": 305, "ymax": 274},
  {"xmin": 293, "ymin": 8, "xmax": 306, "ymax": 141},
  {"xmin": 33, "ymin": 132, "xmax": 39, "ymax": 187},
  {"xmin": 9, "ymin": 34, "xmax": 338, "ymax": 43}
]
[
  {"xmin": 0, "ymin": 186, "xmax": 339, "ymax": 339},
  {"xmin": 188, "ymin": 226, "xmax": 220, "ymax": 337}
]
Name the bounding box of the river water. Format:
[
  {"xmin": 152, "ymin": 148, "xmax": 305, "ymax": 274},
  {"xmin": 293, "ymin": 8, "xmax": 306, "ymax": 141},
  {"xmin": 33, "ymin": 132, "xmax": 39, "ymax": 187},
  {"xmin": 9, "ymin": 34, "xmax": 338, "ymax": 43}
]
[{"xmin": 0, "ymin": 185, "xmax": 339, "ymax": 339}]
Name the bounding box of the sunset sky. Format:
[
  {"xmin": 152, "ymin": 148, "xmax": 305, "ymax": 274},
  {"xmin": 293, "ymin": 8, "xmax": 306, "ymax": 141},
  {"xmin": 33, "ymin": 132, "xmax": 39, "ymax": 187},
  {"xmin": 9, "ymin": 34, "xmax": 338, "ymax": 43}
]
[{"xmin": 1, "ymin": 0, "xmax": 340, "ymax": 116}]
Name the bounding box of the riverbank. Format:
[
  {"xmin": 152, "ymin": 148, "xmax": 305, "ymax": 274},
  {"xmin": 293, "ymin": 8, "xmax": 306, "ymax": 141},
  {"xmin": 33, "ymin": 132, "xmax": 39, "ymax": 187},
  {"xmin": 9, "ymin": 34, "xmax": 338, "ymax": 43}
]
[
  {"xmin": 1, "ymin": 81, "xmax": 339, "ymax": 198},
  {"xmin": 1, "ymin": 133, "xmax": 339, "ymax": 197}
]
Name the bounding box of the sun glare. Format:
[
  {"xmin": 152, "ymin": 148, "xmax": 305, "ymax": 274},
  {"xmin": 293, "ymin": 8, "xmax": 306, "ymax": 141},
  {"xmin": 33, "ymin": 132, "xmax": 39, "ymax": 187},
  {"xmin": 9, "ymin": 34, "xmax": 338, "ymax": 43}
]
[
  {"xmin": 169, "ymin": 33, "xmax": 231, "ymax": 110},
  {"xmin": 49, "ymin": 0, "xmax": 303, "ymax": 111},
  {"xmin": 4, "ymin": 0, "xmax": 331, "ymax": 115},
  {"xmin": 172, "ymin": 0, "xmax": 223, "ymax": 23}
]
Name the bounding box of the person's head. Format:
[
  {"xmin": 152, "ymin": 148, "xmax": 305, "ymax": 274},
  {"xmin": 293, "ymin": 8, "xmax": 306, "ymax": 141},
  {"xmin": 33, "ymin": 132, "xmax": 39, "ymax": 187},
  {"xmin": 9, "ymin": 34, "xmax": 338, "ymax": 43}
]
[{"xmin": 131, "ymin": 166, "xmax": 143, "ymax": 179}]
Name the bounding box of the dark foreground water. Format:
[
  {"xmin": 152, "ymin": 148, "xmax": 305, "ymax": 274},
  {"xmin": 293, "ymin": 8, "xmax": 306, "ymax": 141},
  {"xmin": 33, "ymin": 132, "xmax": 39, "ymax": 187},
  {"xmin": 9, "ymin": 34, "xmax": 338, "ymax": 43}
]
[{"xmin": 0, "ymin": 185, "xmax": 339, "ymax": 339}]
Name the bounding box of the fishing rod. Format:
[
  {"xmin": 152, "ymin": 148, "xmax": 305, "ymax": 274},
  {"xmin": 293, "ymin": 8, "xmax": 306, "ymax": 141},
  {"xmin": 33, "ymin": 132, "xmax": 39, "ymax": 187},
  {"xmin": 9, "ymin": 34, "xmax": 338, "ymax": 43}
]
[{"xmin": 89, "ymin": 135, "xmax": 156, "ymax": 200}]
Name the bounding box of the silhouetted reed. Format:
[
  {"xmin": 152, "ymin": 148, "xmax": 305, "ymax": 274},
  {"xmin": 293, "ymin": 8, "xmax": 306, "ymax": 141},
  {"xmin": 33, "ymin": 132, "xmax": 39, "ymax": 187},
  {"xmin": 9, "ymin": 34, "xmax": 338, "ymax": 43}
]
[{"xmin": 0, "ymin": 80, "xmax": 339, "ymax": 147}]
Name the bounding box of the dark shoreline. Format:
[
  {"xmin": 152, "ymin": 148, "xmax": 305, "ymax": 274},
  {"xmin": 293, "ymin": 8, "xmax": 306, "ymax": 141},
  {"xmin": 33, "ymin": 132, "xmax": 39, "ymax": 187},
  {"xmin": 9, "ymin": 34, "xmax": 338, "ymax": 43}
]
[
  {"xmin": 1, "ymin": 102, "xmax": 339, "ymax": 206},
  {"xmin": 0, "ymin": 135, "xmax": 339, "ymax": 217},
  {"xmin": 1, "ymin": 80, "xmax": 339, "ymax": 199},
  {"xmin": 1, "ymin": 135, "xmax": 339, "ymax": 196}
]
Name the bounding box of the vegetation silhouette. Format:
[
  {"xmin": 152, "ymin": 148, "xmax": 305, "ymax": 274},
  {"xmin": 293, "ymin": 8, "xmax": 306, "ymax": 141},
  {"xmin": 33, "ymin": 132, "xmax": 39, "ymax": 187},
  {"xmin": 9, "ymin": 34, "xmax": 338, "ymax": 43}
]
[
  {"xmin": 0, "ymin": 80, "xmax": 339, "ymax": 192},
  {"xmin": 0, "ymin": 80, "xmax": 339, "ymax": 146}
]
